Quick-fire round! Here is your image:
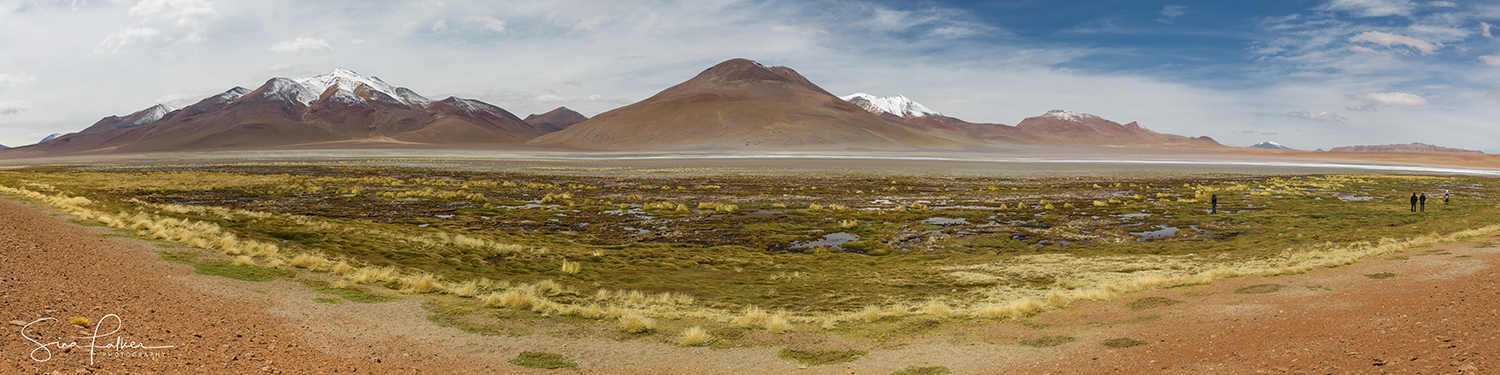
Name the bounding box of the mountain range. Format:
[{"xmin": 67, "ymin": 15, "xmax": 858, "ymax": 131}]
[
  {"xmin": 21, "ymin": 69, "xmax": 588, "ymax": 154},
  {"xmin": 6, "ymin": 59, "xmax": 1232, "ymax": 155},
  {"xmin": 1330, "ymin": 143, "xmax": 1482, "ymax": 153}
]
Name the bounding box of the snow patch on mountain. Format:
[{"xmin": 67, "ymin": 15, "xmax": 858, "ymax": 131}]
[
  {"xmin": 125, "ymin": 104, "xmax": 176, "ymax": 128},
  {"xmin": 839, "ymin": 93, "xmax": 940, "ymax": 118},
  {"xmin": 395, "ymin": 87, "xmax": 432, "ymax": 107},
  {"xmin": 260, "ymin": 77, "xmax": 319, "ymax": 105},
  {"xmin": 1249, "ymin": 141, "xmax": 1294, "ymax": 150},
  {"xmin": 39, "ymin": 133, "xmax": 64, "ymax": 143},
  {"xmin": 1041, "ymin": 109, "xmax": 1100, "ymax": 122},
  {"xmin": 298, "ymin": 69, "xmax": 399, "ymax": 101}
]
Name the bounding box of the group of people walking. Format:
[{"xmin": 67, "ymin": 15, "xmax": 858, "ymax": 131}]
[{"xmin": 1410, "ymin": 191, "xmax": 1450, "ymax": 212}]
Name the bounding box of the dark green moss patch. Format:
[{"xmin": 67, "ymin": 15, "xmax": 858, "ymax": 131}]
[
  {"xmin": 1019, "ymin": 335, "xmax": 1076, "ymax": 348},
  {"xmin": 1234, "ymin": 284, "xmax": 1285, "ymax": 294},
  {"xmin": 509, "ymin": 351, "xmax": 577, "ymax": 369},
  {"xmin": 1101, "ymin": 338, "xmax": 1149, "ymax": 348},
  {"xmin": 777, "ymin": 348, "xmax": 866, "ymax": 365},
  {"xmin": 1127, "ymin": 296, "xmax": 1183, "ymax": 311}
]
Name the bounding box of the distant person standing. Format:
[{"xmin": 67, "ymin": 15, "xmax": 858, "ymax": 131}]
[
  {"xmin": 1211, "ymin": 194, "xmax": 1218, "ymax": 214},
  {"xmin": 1445, "ymin": 191, "xmax": 1450, "ymax": 205},
  {"xmin": 1410, "ymin": 192, "xmax": 1418, "ymax": 212},
  {"xmin": 1419, "ymin": 193, "xmax": 1427, "ymax": 212}
]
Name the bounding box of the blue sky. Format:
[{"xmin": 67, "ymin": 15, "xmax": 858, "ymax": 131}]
[{"xmin": 1, "ymin": 0, "xmax": 1498, "ymax": 151}]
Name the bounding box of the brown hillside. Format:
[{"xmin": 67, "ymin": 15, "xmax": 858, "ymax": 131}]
[{"xmin": 529, "ymin": 59, "xmax": 978, "ymax": 150}]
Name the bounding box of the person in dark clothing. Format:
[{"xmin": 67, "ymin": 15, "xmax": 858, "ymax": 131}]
[
  {"xmin": 1410, "ymin": 192, "xmax": 1418, "ymax": 212},
  {"xmin": 1420, "ymin": 193, "xmax": 1427, "ymax": 212},
  {"xmin": 1211, "ymin": 194, "xmax": 1218, "ymax": 214},
  {"xmin": 1445, "ymin": 191, "xmax": 1450, "ymax": 205}
]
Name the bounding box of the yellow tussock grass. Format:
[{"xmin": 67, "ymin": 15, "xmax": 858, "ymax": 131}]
[
  {"xmin": 851, "ymin": 305, "xmax": 884, "ymax": 323},
  {"xmin": 765, "ymin": 313, "xmax": 792, "ymax": 333},
  {"xmin": 679, "ymin": 326, "xmax": 711, "ymax": 346},
  {"xmin": 560, "ymin": 260, "xmax": 581, "ymax": 274},
  {"xmin": 921, "ymin": 302, "xmax": 954, "ymax": 317},
  {"xmin": 449, "ymin": 280, "xmax": 480, "ymax": 297},
  {"xmin": 401, "ymin": 273, "xmax": 443, "ymax": 294},
  {"xmin": 618, "ymin": 313, "xmax": 655, "ymax": 333},
  {"xmin": 733, "ymin": 306, "xmax": 770, "ymax": 328},
  {"xmin": 232, "ymin": 256, "xmax": 254, "ymax": 266}
]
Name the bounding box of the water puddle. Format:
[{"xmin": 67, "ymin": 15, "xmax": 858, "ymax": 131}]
[
  {"xmin": 1115, "ymin": 213, "xmax": 1150, "ymax": 219},
  {"xmin": 790, "ymin": 232, "xmax": 860, "ymax": 252},
  {"xmin": 921, "ymin": 217, "xmax": 971, "ymax": 226},
  {"xmin": 1132, "ymin": 225, "xmax": 1179, "ymax": 241},
  {"xmin": 622, "ymin": 227, "xmax": 650, "ymax": 234},
  {"xmin": 1333, "ymin": 193, "xmax": 1376, "ymax": 201},
  {"xmin": 435, "ymin": 214, "xmax": 454, "ymax": 219},
  {"xmin": 1189, "ymin": 225, "xmax": 1212, "ymax": 235}
]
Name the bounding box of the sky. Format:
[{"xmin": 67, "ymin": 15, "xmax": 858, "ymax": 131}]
[{"xmin": 1, "ymin": 0, "xmax": 1499, "ymax": 152}]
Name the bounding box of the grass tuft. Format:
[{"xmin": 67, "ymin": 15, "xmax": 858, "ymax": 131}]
[
  {"xmin": 891, "ymin": 365, "xmax": 951, "ymax": 375},
  {"xmin": 776, "ymin": 348, "xmax": 866, "ymax": 366},
  {"xmin": 1364, "ymin": 272, "xmax": 1396, "ymax": 279},
  {"xmin": 1019, "ymin": 335, "xmax": 1076, "ymax": 348},
  {"xmin": 1126, "ymin": 296, "xmax": 1183, "ymax": 311},
  {"xmin": 1233, "ymin": 284, "xmax": 1285, "ymax": 294},
  {"xmin": 508, "ymin": 351, "xmax": 577, "ymax": 369},
  {"xmin": 679, "ymin": 326, "xmax": 712, "ymax": 346},
  {"xmin": 1101, "ymin": 337, "xmax": 1149, "ymax": 348},
  {"xmin": 618, "ymin": 313, "xmax": 655, "ymax": 334}
]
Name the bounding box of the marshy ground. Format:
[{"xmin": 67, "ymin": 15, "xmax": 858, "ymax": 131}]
[{"xmin": 3, "ymin": 158, "xmax": 1499, "ymax": 373}]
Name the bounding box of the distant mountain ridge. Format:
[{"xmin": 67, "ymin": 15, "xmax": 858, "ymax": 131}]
[
  {"xmin": 840, "ymin": 93, "xmax": 1218, "ymax": 148},
  {"xmin": 524, "ymin": 107, "xmax": 589, "ymax": 132},
  {"xmin": 1331, "ymin": 142, "xmax": 1481, "ymax": 153},
  {"xmin": 19, "ymin": 69, "xmax": 575, "ymax": 154}
]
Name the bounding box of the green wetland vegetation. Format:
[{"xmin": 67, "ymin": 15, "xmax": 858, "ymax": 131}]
[{"xmin": 2, "ymin": 160, "xmax": 1498, "ymax": 351}]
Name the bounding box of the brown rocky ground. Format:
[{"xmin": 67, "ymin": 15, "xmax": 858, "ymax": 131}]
[{"xmin": 3, "ymin": 195, "xmax": 1498, "ymax": 374}]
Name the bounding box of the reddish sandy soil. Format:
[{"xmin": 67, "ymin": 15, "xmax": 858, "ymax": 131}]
[{"xmin": 3, "ymin": 195, "xmax": 1498, "ymax": 374}]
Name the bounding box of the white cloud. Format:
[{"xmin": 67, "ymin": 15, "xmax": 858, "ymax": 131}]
[
  {"xmin": 0, "ymin": 101, "xmax": 28, "ymax": 115},
  {"xmin": 464, "ymin": 16, "xmax": 507, "ymax": 33},
  {"xmin": 1157, "ymin": 5, "xmax": 1187, "ymax": 24},
  {"xmin": 1346, "ymin": 92, "xmax": 1431, "ymax": 111},
  {"xmin": 770, "ymin": 25, "xmax": 827, "ymax": 36},
  {"xmin": 129, "ymin": 0, "xmax": 217, "ymax": 27},
  {"xmin": 1427, "ymin": 1, "xmax": 1456, "ymax": 7},
  {"xmin": 929, "ymin": 26, "xmax": 980, "ymax": 38},
  {"xmin": 1481, "ymin": 55, "xmax": 1500, "ymax": 66},
  {"xmin": 480, "ymin": 89, "xmax": 634, "ymax": 107},
  {"xmin": 1317, "ymin": 0, "xmax": 1415, "ymax": 18},
  {"xmin": 93, "ymin": 27, "xmax": 162, "ymax": 54},
  {"xmin": 268, "ymin": 38, "xmax": 333, "ymax": 53},
  {"xmin": 1483, "ymin": 22, "xmax": 1493, "ymax": 38},
  {"xmin": 1347, "ymin": 45, "xmax": 1386, "ymax": 54},
  {"xmin": 1348, "ymin": 31, "xmax": 1440, "ymax": 54},
  {"xmin": 0, "ymin": 73, "xmax": 37, "ymax": 87},
  {"xmin": 431, "ymin": 19, "xmax": 449, "ymax": 33},
  {"xmin": 1288, "ymin": 110, "xmax": 1348, "ymax": 125}
]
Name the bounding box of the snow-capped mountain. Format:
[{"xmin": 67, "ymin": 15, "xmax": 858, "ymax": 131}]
[
  {"xmin": 38, "ymin": 133, "xmax": 64, "ymax": 143},
  {"xmin": 839, "ymin": 93, "xmax": 941, "ymax": 118},
  {"xmin": 1248, "ymin": 141, "xmax": 1294, "ymax": 150},
  {"xmin": 22, "ymin": 69, "xmax": 572, "ymax": 154},
  {"xmin": 1040, "ymin": 109, "xmax": 1101, "ymax": 123}
]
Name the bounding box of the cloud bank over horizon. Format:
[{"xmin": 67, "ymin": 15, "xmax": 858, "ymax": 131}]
[{"xmin": 1, "ymin": 0, "xmax": 1498, "ymax": 152}]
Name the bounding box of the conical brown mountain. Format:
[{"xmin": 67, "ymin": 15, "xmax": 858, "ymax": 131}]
[{"xmin": 529, "ymin": 59, "xmax": 977, "ymax": 150}]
